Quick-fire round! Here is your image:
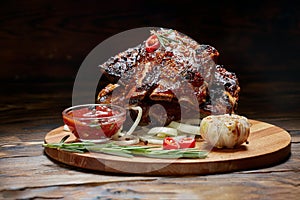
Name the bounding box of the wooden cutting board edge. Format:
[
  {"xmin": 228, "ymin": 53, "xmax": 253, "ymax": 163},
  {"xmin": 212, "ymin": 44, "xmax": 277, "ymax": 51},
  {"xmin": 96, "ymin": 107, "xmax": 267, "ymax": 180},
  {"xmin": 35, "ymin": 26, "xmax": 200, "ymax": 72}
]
[{"xmin": 43, "ymin": 119, "xmax": 291, "ymax": 176}]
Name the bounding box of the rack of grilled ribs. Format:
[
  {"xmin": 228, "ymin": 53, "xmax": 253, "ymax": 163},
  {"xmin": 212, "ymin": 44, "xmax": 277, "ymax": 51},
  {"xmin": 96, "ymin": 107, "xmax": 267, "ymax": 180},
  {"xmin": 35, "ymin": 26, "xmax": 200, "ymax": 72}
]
[{"xmin": 96, "ymin": 28, "xmax": 240, "ymax": 126}]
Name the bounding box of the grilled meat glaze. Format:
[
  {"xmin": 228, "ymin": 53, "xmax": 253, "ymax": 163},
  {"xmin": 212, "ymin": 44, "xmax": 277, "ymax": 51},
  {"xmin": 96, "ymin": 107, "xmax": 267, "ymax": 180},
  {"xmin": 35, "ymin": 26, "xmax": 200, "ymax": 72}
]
[{"xmin": 96, "ymin": 28, "xmax": 240, "ymax": 126}]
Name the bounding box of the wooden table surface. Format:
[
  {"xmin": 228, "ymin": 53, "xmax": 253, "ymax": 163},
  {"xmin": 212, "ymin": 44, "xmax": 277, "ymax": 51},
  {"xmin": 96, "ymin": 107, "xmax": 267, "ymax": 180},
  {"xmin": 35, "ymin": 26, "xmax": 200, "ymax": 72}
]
[
  {"xmin": 1, "ymin": 81, "xmax": 299, "ymax": 199},
  {"xmin": 1, "ymin": 1, "xmax": 299, "ymax": 199}
]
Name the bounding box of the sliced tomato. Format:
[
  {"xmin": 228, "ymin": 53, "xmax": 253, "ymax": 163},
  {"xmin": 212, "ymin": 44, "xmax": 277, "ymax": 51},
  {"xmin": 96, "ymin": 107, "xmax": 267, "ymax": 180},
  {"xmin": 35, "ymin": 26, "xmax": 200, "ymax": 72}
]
[
  {"xmin": 163, "ymin": 137, "xmax": 180, "ymax": 150},
  {"xmin": 145, "ymin": 34, "xmax": 160, "ymax": 53},
  {"xmin": 178, "ymin": 137, "xmax": 196, "ymax": 149}
]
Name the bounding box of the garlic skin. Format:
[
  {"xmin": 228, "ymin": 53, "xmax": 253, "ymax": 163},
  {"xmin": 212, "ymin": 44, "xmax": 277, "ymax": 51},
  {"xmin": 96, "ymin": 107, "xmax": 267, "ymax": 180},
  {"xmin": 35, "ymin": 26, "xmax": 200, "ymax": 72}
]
[{"xmin": 200, "ymin": 114, "xmax": 251, "ymax": 148}]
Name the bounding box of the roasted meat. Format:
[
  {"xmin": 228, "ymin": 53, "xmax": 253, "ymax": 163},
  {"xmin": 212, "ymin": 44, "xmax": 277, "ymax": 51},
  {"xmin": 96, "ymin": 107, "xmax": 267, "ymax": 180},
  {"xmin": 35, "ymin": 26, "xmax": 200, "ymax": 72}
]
[{"xmin": 96, "ymin": 28, "xmax": 240, "ymax": 126}]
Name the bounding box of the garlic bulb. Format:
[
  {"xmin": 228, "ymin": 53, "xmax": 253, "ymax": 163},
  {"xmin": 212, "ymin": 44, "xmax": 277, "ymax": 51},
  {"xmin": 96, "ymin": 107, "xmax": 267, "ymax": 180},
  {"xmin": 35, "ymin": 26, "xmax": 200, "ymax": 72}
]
[{"xmin": 200, "ymin": 114, "xmax": 251, "ymax": 148}]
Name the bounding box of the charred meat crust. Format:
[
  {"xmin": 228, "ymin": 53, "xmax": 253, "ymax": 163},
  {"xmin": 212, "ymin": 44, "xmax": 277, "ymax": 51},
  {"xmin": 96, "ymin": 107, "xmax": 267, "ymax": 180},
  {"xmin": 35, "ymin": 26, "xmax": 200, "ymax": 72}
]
[{"xmin": 96, "ymin": 29, "xmax": 240, "ymax": 125}]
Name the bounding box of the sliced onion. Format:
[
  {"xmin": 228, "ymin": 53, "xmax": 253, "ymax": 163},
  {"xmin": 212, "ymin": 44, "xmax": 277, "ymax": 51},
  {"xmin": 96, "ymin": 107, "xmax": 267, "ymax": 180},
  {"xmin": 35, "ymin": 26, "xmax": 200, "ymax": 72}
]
[
  {"xmin": 147, "ymin": 127, "xmax": 178, "ymax": 137},
  {"xmin": 110, "ymin": 106, "xmax": 143, "ymax": 145},
  {"xmin": 126, "ymin": 106, "xmax": 142, "ymax": 135},
  {"xmin": 139, "ymin": 135, "xmax": 163, "ymax": 145},
  {"xmin": 114, "ymin": 135, "xmax": 140, "ymax": 146},
  {"xmin": 63, "ymin": 124, "xmax": 70, "ymax": 132},
  {"xmin": 168, "ymin": 121, "xmax": 200, "ymax": 135},
  {"xmin": 111, "ymin": 128, "xmax": 123, "ymax": 140}
]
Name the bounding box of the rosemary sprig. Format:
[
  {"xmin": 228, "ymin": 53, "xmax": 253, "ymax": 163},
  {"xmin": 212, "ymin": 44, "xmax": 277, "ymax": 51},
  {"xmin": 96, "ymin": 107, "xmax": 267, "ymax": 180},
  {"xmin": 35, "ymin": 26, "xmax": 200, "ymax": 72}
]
[
  {"xmin": 150, "ymin": 29, "xmax": 179, "ymax": 48},
  {"xmin": 43, "ymin": 139, "xmax": 208, "ymax": 159},
  {"xmin": 131, "ymin": 148, "xmax": 208, "ymax": 159}
]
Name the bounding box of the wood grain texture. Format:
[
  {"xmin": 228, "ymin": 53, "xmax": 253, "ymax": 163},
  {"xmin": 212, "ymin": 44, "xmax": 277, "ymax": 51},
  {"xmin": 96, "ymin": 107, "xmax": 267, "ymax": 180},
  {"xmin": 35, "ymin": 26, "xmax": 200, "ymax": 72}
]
[
  {"xmin": 0, "ymin": 0, "xmax": 299, "ymax": 83},
  {"xmin": 1, "ymin": 0, "xmax": 299, "ymax": 199},
  {"xmin": 1, "ymin": 129, "xmax": 299, "ymax": 199},
  {"xmin": 0, "ymin": 85, "xmax": 299, "ymax": 199},
  {"xmin": 43, "ymin": 120, "xmax": 291, "ymax": 176}
]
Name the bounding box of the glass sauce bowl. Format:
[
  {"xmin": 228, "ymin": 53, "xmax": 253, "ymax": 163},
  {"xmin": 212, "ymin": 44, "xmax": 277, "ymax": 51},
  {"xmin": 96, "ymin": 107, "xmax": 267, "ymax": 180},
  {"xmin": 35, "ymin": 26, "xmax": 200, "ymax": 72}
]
[{"xmin": 62, "ymin": 104, "xmax": 126, "ymax": 143}]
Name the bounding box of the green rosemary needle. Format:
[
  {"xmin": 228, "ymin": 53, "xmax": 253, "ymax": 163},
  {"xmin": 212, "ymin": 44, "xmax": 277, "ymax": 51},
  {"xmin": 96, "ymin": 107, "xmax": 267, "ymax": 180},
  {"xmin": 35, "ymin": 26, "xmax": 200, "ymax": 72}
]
[{"xmin": 43, "ymin": 141, "xmax": 208, "ymax": 159}]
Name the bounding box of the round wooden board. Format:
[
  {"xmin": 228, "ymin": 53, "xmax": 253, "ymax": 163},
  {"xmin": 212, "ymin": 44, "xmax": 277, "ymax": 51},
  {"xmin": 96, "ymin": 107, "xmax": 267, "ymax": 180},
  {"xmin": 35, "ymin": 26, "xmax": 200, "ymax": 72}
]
[{"xmin": 44, "ymin": 120, "xmax": 291, "ymax": 176}]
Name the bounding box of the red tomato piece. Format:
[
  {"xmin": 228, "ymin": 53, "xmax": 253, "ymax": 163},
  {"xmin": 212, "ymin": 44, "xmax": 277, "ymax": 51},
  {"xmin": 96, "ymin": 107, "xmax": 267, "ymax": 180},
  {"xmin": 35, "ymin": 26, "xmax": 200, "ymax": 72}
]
[
  {"xmin": 178, "ymin": 137, "xmax": 196, "ymax": 149},
  {"xmin": 145, "ymin": 34, "xmax": 160, "ymax": 53},
  {"xmin": 163, "ymin": 137, "xmax": 180, "ymax": 150}
]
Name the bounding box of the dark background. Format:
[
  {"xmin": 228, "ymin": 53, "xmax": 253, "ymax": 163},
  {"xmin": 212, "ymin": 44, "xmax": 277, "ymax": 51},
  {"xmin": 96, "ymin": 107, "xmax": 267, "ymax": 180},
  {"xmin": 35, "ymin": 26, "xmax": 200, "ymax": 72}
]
[{"xmin": 1, "ymin": 0, "xmax": 299, "ymax": 123}]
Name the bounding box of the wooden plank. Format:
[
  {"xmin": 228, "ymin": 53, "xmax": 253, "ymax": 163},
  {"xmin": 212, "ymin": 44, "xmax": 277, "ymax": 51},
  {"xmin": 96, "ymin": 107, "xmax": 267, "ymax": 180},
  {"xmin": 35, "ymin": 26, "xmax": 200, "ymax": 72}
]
[
  {"xmin": 1, "ymin": 1, "xmax": 299, "ymax": 82},
  {"xmin": 0, "ymin": 154, "xmax": 158, "ymax": 191},
  {"xmin": 1, "ymin": 174, "xmax": 299, "ymax": 200},
  {"xmin": 1, "ymin": 143, "xmax": 299, "ymax": 199},
  {"xmin": 0, "ymin": 124, "xmax": 298, "ymax": 199}
]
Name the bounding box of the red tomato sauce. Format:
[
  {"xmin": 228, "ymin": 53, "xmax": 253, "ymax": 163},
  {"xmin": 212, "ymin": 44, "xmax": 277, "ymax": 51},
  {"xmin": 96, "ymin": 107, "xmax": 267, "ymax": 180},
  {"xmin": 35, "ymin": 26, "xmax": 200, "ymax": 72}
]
[{"xmin": 63, "ymin": 105, "xmax": 125, "ymax": 141}]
